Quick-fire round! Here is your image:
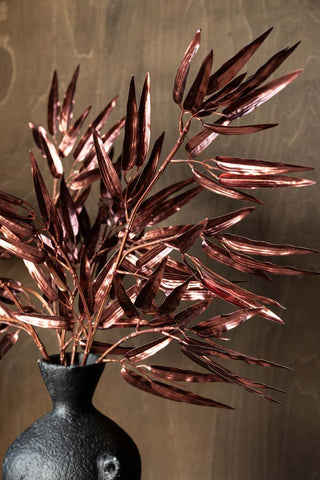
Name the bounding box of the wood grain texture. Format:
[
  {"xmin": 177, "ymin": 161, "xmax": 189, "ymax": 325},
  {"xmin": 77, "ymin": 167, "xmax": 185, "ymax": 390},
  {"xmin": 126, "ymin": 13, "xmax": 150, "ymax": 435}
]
[{"xmin": 0, "ymin": 1, "xmax": 319, "ymax": 479}]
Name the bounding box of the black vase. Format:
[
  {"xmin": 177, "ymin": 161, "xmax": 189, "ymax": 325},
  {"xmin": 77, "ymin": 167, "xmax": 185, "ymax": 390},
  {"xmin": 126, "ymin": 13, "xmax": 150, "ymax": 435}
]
[{"xmin": 2, "ymin": 353, "xmax": 141, "ymax": 480}]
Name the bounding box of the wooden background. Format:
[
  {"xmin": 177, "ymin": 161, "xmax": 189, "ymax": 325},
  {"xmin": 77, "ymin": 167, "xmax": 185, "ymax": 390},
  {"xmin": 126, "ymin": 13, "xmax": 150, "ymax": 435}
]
[{"xmin": 0, "ymin": 1, "xmax": 320, "ymax": 479}]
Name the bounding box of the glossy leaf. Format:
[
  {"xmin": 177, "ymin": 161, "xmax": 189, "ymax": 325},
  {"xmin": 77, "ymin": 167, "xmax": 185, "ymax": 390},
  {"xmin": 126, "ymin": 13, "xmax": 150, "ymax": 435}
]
[
  {"xmin": 74, "ymin": 96, "xmax": 118, "ymax": 161},
  {"xmin": 166, "ymin": 219, "xmax": 208, "ymax": 253},
  {"xmin": 219, "ymin": 173, "xmax": 315, "ymax": 189},
  {"xmin": 113, "ymin": 273, "xmax": 140, "ymax": 318},
  {"xmin": 60, "ymin": 65, "xmax": 80, "ymax": 133},
  {"xmin": 59, "ymin": 106, "xmax": 91, "ymax": 157},
  {"xmin": 149, "ymin": 365, "xmax": 228, "ymax": 383},
  {"xmin": 121, "ymin": 365, "xmax": 232, "ymax": 408},
  {"xmin": 183, "ymin": 50, "xmax": 213, "ymax": 113},
  {"xmin": 0, "ymin": 331, "xmax": 19, "ymax": 360},
  {"xmin": 122, "ymin": 76, "xmax": 138, "ymax": 170},
  {"xmin": 137, "ymin": 73, "xmax": 151, "ymax": 166},
  {"xmin": 158, "ymin": 279, "xmax": 189, "ymax": 315},
  {"xmin": 192, "ymin": 307, "xmax": 263, "ymax": 337},
  {"xmin": 219, "ymin": 233, "xmax": 319, "ymax": 256},
  {"xmin": 23, "ymin": 260, "xmax": 57, "ymax": 302},
  {"xmin": 126, "ymin": 337, "xmax": 172, "ymax": 362},
  {"xmin": 173, "ymin": 29, "xmax": 201, "ymax": 104},
  {"xmin": 93, "ymin": 130, "xmax": 122, "ymax": 198},
  {"xmin": 59, "ymin": 175, "xmax": 79, "ymax": 238},
  {"xmin": 38, "ymin": 126, "xmax": 63, "ymax": 178},
  {"xmin": 192, "ymin": 168, "xmax": 262, "ymax": 204},
  {"xmin": 203, "ymin": 207, "xmax": 255, "ymax": 237},
  {"xmin": 15, "ymin": 313, "xmax": 68, "ymax": 329},
  {"xmin": 47, "ymin": 70, "xmax": 59, "ymax": 136},
  {"xmin": 215, "ymin": 156, "xmax": 313, "ymax": 175},
  {"xmin": 202, "ymin": 123, "xmax": 278, "ymax": 135},
  {"xmin": 224, "ymin": 70, "xmax": 303, "ymax": 120},
  {"xmin": 0, "ymin": 236, "xmax": 45, "ymax": 264},
  {"xmin": 135, "ymin": 259, "xmax": 167, "ymax": 311},
  {"xmin": 207, "ymin": 28, "xmax": 272, "ymax": 94},
  {"xmin": 174, "ymin": 300, "xmax": 210, "ymax": 329}
]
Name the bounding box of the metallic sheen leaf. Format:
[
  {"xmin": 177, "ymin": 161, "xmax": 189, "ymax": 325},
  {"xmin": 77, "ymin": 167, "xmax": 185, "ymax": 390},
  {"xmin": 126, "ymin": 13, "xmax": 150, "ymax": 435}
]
[{"xmin": 173, "ymin": 29, "xmax": 201, "ymax": 104}]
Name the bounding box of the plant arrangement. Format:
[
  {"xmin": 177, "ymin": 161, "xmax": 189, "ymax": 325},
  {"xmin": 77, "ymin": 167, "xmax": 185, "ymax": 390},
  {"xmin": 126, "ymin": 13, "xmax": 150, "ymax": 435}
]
[{"xmin": 0, "ymin": 28, "xmax": 316, "ymax": 410}]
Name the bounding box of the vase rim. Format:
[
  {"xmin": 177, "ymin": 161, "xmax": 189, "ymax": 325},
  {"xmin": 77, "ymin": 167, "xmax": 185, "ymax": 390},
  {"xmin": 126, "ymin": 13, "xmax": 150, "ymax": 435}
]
[{"xmin": 38, "ymin": 352, "xmax": 102, "ymax": 369}]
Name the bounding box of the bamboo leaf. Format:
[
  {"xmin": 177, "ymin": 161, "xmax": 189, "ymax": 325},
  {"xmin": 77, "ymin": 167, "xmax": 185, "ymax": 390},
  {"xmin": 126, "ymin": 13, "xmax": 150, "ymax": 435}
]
[
  {"xmin": 93, "ymin": 130, "xmax": 122, "ymax": 198},
  {"xmin": 0, "ymin": 331, "xmax": 19, "ymax": 360},
  {"xmin": 215, "ymin": 156, "xmax": 313, "ymax": 175},
  {"xmin": 60, "ymin": 65, "xmax": 80, "ymax": 133},
  {"xmin": 47, "ymin": 70, "xmax": 60, "ymax": 136},
  {"xmin": 173, "ymin": 29, "xmax": 201, "ymax": 104},
  {"xmin": 183, "ymin": 50, "xmax": 213, "ymax": 113},
  {"xmin": 126, "ymin": 337, "xmax": 172, "ymax": 362},
  {"xmin": 15, "ymin": 313, "xmax": 68, "ymax": 329},
  {"xmin": 59, "ymin": 106, "xmax": 91, "ymax": 157},
  {"xmin": 122, "ymin": 76, "xmax": 138, "ymax": 170},
  {"xmin": 219, "ymin": 173, "xmax": 315, "ymax": 189},
  {"xmin": 207, "ymin": 28, "xmax": 272, "ymax": 94},
  {"xmin": 135, "ymin": 259, "xmax": 167, "ymax": 311},
  {"xmin": 137, "ymin": 73, "xmax": 151, "ymax": 166},
  {"xmin": 202, "ymin": 123, "xmax": 278, "ymax": 135}
]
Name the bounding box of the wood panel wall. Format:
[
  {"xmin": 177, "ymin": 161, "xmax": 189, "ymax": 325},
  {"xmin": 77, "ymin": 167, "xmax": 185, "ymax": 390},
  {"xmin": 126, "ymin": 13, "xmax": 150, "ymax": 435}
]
[{"xmin": 0, "ymin": 1, "xmax": 319, "ymax": 479}]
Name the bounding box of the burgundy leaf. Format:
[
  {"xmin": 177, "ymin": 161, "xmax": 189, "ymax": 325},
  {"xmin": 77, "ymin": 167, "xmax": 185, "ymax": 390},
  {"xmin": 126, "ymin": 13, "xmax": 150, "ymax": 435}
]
[
  {"xmin": 0, "ymin": 191, "xmax": 24, "ymax": 207},
  {"xmin": 166, "ymin": 218, "xmax": 208, "ymax": 253},
  {"xmin": 207, "ymin": 28, "xmax": 272, "ymax": 94},
  {"xmin": 126, "ymin": 337, "xmax": 172, "ymax": 362},
  {"xmin": 38, "ymin": 126, "xmax": 63, "ymax": 179},
  {"xmin": 149, "ymin": 365, "xmax": 227, "ymax": 383},
  {"xmin": 137, "ymin": 73, "xmax": 151, "ymax": 167},
  {"xmin": 29, "ymin": 122, "xmax": 45, "ymax": 155},
  {"xmin": 15, "ymin": 313, "xmax": 68, "ymax": 329},
  {"xmin": 93, "ymin": 130, "xmax": 122, "ymax": 198},
  {"xmin": 228, "ymin": 250, "xmax": 317, "ymax": 276},
  {"xmin": 121, "ymin": 365, "xmax": 232, "ymax": 408},
  {"xmin": 158, "ymin": 279, "xmax": 189, "ymax": 315},
  {"xmin": 183, "ymin": 50, "xmax": 213, "ymax": 113},
  {"xmin": 122, "ymin": 76, "xmax": 138, "ymax": 170},
  {"xmin": 224, "ymin": 70, "xmax": 303, "ymax": 120},
  {"xmin": 203, "ymin": 207, "xmax": 255, "ymax": 237},
  {"xmin": 82, "ymin": 117, "xmax": 126, "ymax": 169},
  {"xmin": 202, "ymin": 123, "xmax": 278, "ymax": 135},
  {"xmin": 173, "ymin": 29, "xmax": 201, "ymax": 104},
  {"xmin": 185, "ymin": 338, "xmax": 288, "ymax": 369},
  {"xmin": 134, "ymin": 186, "xmax": 203, "ymax": 232},
  {"xmin": 182, "ymin": 349, "xmax": 285, "ymax": 400},
  {"xmin": 113, "ymin": 273, "xmax": 140, "ymax": 318},
  {"xmin": 215, "ymin": 155, "xmax": 313, "ymax": 175},
  {"xmin": 200, "ymin": 73, "xmax": 247, "ymax": 114},
  {"xmin": 47, "ymin": 70, "xmax": 60, "ymax": 136},
  {"xmin": 93, "ymin": 254, "xmax": 117, "ymax": 311},
  {"xmin": 142, "ymin": 224, "xmax": 192, "ymax": 242},
  {"xmin": 138, "ymin": 177, "xmax": 194, "ymax": 215},
  {"xmin": 201, "ymin": 272, "xmax": 283, "ymax": 323},
  {"xmin": 135, "ymin": 258, "xmax": 167, "ymax": 311},
  {"xmin": 192, "ymin": 307, "xmax": 263, "ymax": 337},
  {"xmin": 23, "ymin": 260, "xmax": 57, "ymax": 302},
  {"xmin": 230, "ymin": 42, "xmax": 300, "ymax": 99},
  {"xmin": 219, "ymin": 173, "xmax": 315, "ymax": 189},
  {"xmin": 192, "ymin": 168, "xmax": 262, "ymax": 204},
  {"xmin": 202, "ymin": 239, "xmax": 268, "ymax": 278},
  {"xmin": 0, "ymin": 331, "xmax": 19, "ymax": 360},
  {"xmin": 174, "ymin": 300, "xmax": 210, "ymax": 329},
  {"xmin": 98, "ymin": 285, "xmax": 138, "ymax": 328},
  {"xmin": 59, "ymin": 175, "xmax": 79, "ymax": 238},
  {"xmin": 59, "ymin": 106, "xmax": 91, "ymax": 157},
  {"xmin": 186, "ymin": 124, "xmax": 227, "ymax": 157},
  {"xmin": 74, "ymin": 96, "xmax": 118, "ymax": 161},
  {"xmin": 220, "ymin": 233, "xmax": 319, "ymax": 256},
  {"xmin": 129, "ymin": 132, "xmax": 164, "ymax": 201},
  {"xmin": 136, "ymin": 244, "xmax": 172, "ymax": 269},
  {"xmin": 60, "ymin": 65, "xmax": 80, "ymax": 133},
  {"xmin": 0, "ymin": 236, "xmax": 45, "ymax": 264},
  {"xmin": 69, "ymin": 168, "xmax": 101, "ymax": 191},
  {"xmin": 79, "ymin": 248, "xmax": 93, "ymax": 314},
  {"xmin": 29, "ymin": 151, "xmax": 61, "ymax": 233},
  {"xmin": 0, "ymin": 214, "xmax": 34, "ymax": 239}
]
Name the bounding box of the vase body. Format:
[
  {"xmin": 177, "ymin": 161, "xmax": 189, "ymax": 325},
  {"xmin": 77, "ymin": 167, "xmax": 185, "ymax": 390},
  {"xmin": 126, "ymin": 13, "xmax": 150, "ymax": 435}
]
[{"xmin": 2, "ymin": 354, "xmax": 141, "ymax": 480}]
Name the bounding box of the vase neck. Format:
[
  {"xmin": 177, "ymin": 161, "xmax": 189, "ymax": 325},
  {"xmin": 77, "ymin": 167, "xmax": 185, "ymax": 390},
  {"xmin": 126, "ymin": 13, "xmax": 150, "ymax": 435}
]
[{"xmin": 38, "ymin": 354, "xmax": 105, "ymax": 412}]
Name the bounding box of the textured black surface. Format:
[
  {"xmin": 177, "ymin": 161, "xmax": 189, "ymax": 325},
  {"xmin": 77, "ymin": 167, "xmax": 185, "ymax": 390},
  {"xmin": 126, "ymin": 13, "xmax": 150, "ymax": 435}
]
[{"xmin": 2, "ymin": 354, "xmax": 141, "ymax": 480}]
